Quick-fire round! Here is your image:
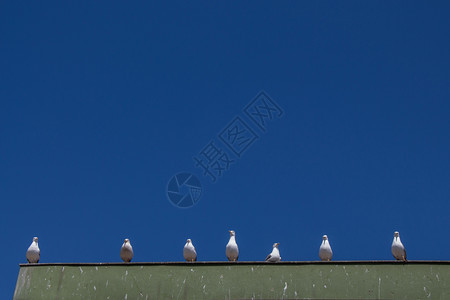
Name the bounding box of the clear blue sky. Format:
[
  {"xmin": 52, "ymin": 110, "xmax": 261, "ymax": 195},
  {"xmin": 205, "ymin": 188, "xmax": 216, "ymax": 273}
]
[{"xmin": 1, "ymin": 1, "xmax": 449, "ymax": 298}]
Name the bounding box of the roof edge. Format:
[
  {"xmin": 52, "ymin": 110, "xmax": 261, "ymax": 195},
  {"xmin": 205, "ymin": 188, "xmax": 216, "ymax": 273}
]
[{"xmin": 19, "ymin": 260, "xmax": 450, "ymax": 267}]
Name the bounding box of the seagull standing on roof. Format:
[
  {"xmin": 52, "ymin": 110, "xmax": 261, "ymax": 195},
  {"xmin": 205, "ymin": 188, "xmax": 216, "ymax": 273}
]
[
  {"xmin": 26, "ymin": 237, "xmax": 40, "ymax": 263},
  {"xmin": 226, "ymin": 230, "xmax": 239, "ymax": 261},
  {"xmin": 319, "ymin": 235, "xmax": 333, "ymax": 261},
  {"xmin": 120, "ymin": 238, "xmax": 134, "ymax": 262},
  {"xmin": 183, "ymin": 239, "xmax": 197, "ymax": 262},
  {"xmin": 265, "ymin": 243, "xmax": 281, "ymax": 262},
  {"xmin": 391, "ymin": 231, "xmax": 407, "ymax": 261}
]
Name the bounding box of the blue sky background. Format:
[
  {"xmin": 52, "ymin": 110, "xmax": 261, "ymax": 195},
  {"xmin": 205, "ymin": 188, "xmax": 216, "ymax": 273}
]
[{"xmin": 1, "ymin": 1, "xmax": 450, "ymax": 298}]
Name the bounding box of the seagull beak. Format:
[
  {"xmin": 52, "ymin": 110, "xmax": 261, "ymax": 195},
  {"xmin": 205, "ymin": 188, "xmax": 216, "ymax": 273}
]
[{"xmin": 276, "ymin": 243, "xmax": 280, "ymax": 246}]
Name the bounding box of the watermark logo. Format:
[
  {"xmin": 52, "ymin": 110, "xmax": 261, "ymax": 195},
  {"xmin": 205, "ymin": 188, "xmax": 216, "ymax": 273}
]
[
  {"xmin": 167, "ymin": 172, "xmax": 202, "ymax": 208},
  {"xmin": 219, "ymin": 116, "xmax": 259, "ymax": 158},
  {"xmin": 167, "ymin": 91, "xmax": 283, "ymax": 208},
  {"xmin": 244, "ymin": 91, "xmax": 284, "ymax": 132},
  {"xmin": 193, "ymin": 141, "xmax": 235, "ymax": 183}
]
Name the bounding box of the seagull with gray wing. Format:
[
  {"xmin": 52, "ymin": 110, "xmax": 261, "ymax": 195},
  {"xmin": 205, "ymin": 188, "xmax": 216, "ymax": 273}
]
[
  {"xmin": 120, "ymin": 238, "xmax": 134, "ymax": 262},
  {"xmin": 391, "ymin": 231, "xmax": 407, "ymax": 261},
  {"xmin": 265, "ymin": 243, "xmax": 281, "ymax": 262},
  {"xmin": 226, "ymin": 230, "xmax": 239, "ymax": 261},
  {"xmin": 183, "ymin": 239, "xmax": 197, "ymax": 262},
  {"xmin": 319, "ymin": 235, "xmax": 333, "ymax": 261},
  {"xmin": 26, "ymin": 237, "xmax": 40, "ymax": 263}
]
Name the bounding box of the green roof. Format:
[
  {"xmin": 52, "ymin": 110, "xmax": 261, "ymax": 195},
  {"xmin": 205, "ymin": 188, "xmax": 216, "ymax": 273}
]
[{"xmin": 14, "ymin": 261, "xmax": 450, "ymax": 299}]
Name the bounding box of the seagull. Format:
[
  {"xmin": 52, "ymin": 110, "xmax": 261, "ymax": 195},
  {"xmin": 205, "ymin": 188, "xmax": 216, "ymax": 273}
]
[
  {"xmin": 26, "ymin": 237, "xmax": 40, "ymax": 263},
  {"xmin": 391, "ymin": 231, "xmax": 407, "ymax": 261},
  {"xmin": 120, "ymin": 238, "xmax": 134, "ymax": 262},
  {"xmin": 265, "ymin": 243, "xmax": 281, "ymax": 262},
  {"xmin": 319, "ymin": 235, "xmax": 333, "ymax": 261},
  {"xmin": 183, "ymin": 239, "xmax": 197, "ymax": 262},
  {"xmin": 226, "ymin": 230, "xmax": 239, "ymax": 261}
]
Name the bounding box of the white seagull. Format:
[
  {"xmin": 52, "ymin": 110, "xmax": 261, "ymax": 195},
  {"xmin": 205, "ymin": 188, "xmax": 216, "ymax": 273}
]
[
  {"xmin": 226, "ymin": 230, "xmax": 239, "ymax": 261},
  {"xmin": 391, "ymin": 231, "xmax": 407, "ymax": 261},
  {"xmin": 183, "ymin": 239, "xmax": 197, "ymax": 262},
  {"xmin": 26, "ymin": 237, "xmax": 40, "ymax": 263},
  {"xmin": 319, "ymin": 235, "xmax": 333, "ymax": 261},
  {"xmin": 120, "ymin": 238, "xmax": 134, "ymax": 262},
  {"xmin": 265, "ymin": 243, "xmax": 281, "ymax": 262}
]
